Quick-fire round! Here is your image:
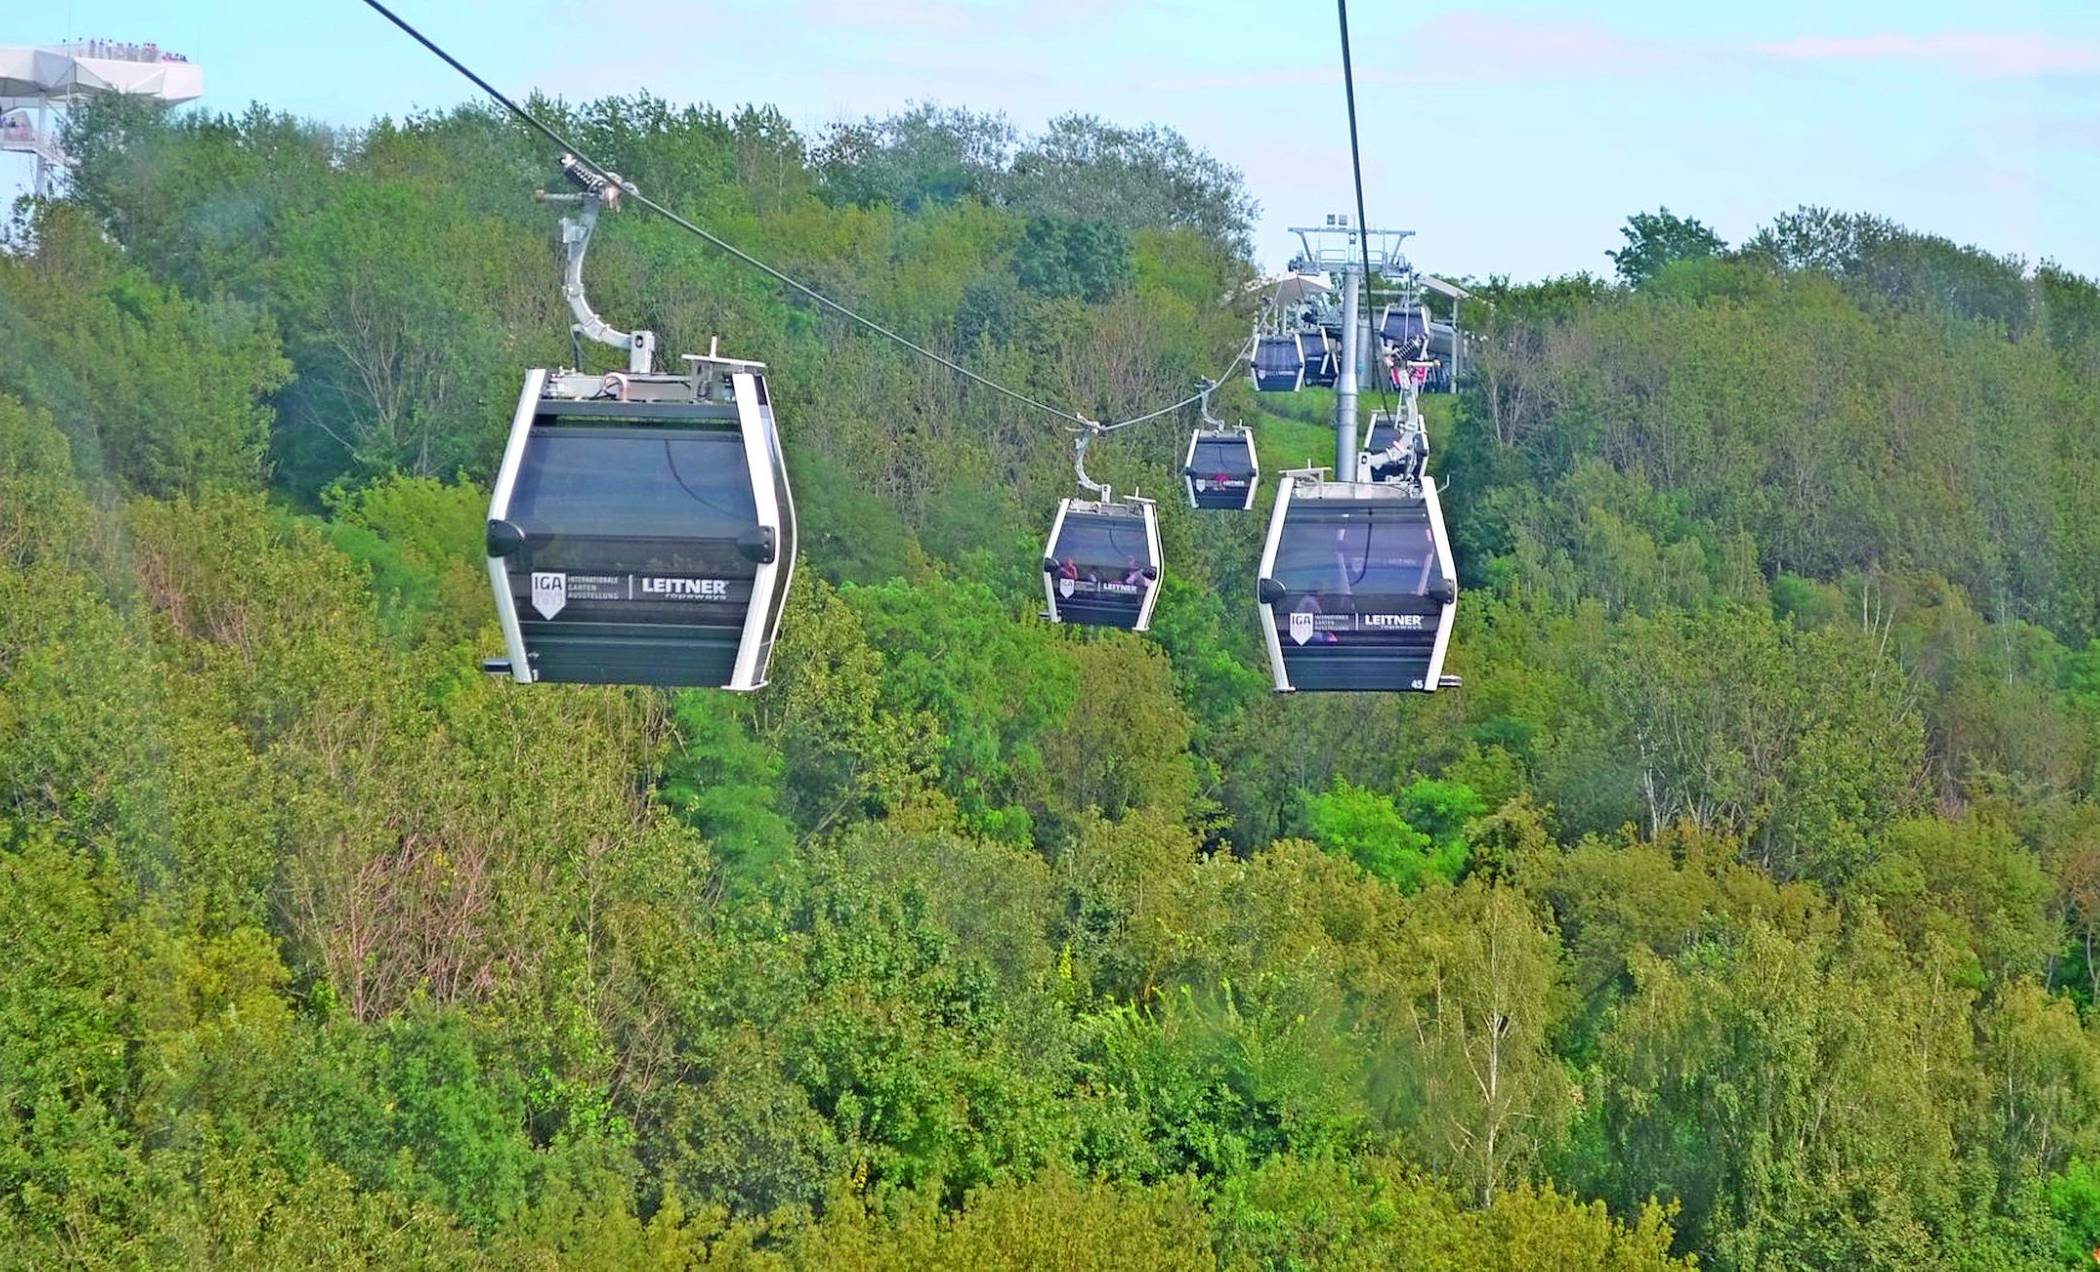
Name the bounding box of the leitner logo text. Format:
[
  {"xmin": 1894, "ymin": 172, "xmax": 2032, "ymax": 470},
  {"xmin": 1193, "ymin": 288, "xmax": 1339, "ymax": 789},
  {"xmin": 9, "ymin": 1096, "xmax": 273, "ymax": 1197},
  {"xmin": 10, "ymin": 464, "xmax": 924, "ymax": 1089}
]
[{"xmin": 642, "ymin": 577, "xmax": 729, "ymax": 597}]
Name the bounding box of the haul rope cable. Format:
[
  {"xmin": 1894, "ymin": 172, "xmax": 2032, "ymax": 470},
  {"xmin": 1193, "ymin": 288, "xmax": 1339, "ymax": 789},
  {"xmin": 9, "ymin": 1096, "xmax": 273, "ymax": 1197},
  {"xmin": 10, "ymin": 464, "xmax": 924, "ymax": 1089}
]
[
  {"xmin": 1335, "ymin": 0, "xmax": 1395, "ymax": 419},
  {"xmin": 356, "ymin": 0, "xmax": 1241, "ymax": 437}
]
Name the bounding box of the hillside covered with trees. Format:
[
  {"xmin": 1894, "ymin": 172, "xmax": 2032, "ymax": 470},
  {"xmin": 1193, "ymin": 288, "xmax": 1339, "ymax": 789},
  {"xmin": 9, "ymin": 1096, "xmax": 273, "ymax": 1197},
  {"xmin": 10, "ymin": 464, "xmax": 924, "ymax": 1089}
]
[{"xmin": 4, "ymin": 96, "xmax": 2100, "ymax": 1268}]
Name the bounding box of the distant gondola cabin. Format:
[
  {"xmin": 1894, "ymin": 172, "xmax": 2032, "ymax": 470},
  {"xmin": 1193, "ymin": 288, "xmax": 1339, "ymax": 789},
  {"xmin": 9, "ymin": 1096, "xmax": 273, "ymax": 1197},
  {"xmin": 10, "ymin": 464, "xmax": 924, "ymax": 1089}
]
[
  {"xmin": 1182, "ymin": 427, "xmax": 1260, "ymax": 510},
  {"xmin": 1041, "ymin": 497, "xmax": 1162, "ymax": 631}
]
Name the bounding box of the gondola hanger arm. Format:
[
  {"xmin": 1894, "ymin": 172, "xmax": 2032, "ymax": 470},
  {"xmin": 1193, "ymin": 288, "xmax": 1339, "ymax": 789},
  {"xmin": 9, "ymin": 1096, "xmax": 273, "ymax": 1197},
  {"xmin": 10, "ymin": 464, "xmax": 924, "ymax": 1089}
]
[
  {"xmin": 541, "ymin": 155, "xmax": 655, "ymax": 375},
  {"xmin": 1196, "ymin": 377, "xmax": 1224, "ymax": 429},
  {"xmin": 1073, "ymin": 422, "xmax": 1112, "ymax": 502}
]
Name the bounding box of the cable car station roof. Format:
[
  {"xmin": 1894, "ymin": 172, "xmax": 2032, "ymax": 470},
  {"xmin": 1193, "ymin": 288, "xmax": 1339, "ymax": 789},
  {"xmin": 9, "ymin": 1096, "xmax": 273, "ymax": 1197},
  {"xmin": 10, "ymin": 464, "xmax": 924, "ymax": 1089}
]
[{"xmin": 0, "ymin": 42, "xmax": 203, "ymax": 105}]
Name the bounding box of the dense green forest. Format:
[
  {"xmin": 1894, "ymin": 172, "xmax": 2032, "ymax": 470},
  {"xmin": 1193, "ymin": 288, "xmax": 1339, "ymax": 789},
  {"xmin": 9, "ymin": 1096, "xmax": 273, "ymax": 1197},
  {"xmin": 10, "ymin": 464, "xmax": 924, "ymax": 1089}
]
[{"xmin": 3, "ymin": 93, "xmax": 2100, "ymax": 1268}]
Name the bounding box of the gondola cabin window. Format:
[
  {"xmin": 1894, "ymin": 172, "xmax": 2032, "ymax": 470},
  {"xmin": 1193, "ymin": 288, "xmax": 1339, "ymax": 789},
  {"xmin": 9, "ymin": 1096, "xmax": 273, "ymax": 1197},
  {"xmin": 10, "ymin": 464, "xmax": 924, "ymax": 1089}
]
[
  {"xmin": 1053, "ymin": 514, "xmax": 1154, "ymax": 592},
  {"xmin": 509, "ymin": 428, "xmax": 758, "ymax": 577},
  {"xmin": 1273, "ymin": 511, "xmax": 1442, "ymax": 604},
  {"xmin": 1188, "ymin": 437, "xmax": 1253, "ymax": 494}
]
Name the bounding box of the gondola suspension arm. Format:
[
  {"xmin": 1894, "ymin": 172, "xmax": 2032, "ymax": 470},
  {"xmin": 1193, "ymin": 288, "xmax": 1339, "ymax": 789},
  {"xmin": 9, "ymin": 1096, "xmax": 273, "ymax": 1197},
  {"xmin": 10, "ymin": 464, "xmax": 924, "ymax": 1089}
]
[
  {"xmin": 539, "ymin": 154, "xmax": 656, "ymax": 376},
  {"xmin": 1196, "ymin": 377, "xmax": 1224, "ymax": 430},
  {"xmin": 1072, "ymin": 424, "xmax": 1112, "ymax": 503}
]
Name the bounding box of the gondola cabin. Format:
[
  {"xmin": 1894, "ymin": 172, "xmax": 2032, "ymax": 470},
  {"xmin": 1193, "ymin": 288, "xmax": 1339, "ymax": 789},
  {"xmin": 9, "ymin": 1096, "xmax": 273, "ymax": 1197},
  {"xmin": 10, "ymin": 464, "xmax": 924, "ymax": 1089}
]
[
  {"xmin": 1357, "ymin": 410, "xmax": 1427, "ymax": 485},
  {"xmin": 1379, "ymin": 302, "xmax": 1428, "ymax": 349},
  {"xmin": 484, "ymin": 361, "xmax": 796, "ymax": 689},
  {"xmin": 1250, "ymin": 334, "xmax": 1305, "ymax": 393},
  {"xmin": 1042, "ymin": 497, "xmax": 1162, "ymax": 631},
  {"xmin": 1182, "ymin": 427, "xmax": 1260, "ymax": 511},
  {"xmin": 1298, "ymin": 329, "xmax": 1338, "ymax": 388},
  {"xmin": 1256, "ymin": 474, "xmax": 1457, "ymax": 693}
]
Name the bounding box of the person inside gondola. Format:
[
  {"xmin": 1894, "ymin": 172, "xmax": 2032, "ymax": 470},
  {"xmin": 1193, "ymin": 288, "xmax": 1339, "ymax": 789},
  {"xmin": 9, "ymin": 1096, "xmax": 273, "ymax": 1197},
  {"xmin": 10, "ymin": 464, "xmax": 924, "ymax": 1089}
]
[
  {"xmin": 1123, "ymin": 556, "xmax": 1145, "ymax": 587},
  {"xmin": 1060, "ymin": 557, "xmax": 1080, "ymax": 583},
  {"xmin": 1295, "ymin": 590, "xmax": 1340, "ymax": 644}
]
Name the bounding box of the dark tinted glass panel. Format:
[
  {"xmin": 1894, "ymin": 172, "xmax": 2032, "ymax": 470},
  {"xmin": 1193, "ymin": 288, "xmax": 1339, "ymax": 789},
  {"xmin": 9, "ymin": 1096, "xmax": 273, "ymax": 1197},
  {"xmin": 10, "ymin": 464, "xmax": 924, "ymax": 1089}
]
[
  {"xmin": 1191, "ymin": 439, "xmax": 1251, "ymax": 473},
  {"xmin": 511, "ymin": 430, "xmax": 755, "ymax": 541},
  {"xmin": 1274, "ymin": 507, "xmax": 1441, "ymax": 597},
  {"xmin": 1254, "ymin": 337, "xmax": 1302, "ymax": 375},
  {"xmin": 1054, "ymin": 512, "xmax": 1153, "ymax": 573},
  {"xmin": 1382, "ymin": 310, "xmax": 1427, "ymax": 341}
]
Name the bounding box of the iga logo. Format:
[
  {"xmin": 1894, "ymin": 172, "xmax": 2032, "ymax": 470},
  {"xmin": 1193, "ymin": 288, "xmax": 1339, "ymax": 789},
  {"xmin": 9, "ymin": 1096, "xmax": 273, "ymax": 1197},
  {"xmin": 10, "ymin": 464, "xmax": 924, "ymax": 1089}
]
[
  {"xmin": 1058, "ymin": 576, "xmax": 1076, "ymax": 599},
  {"xmin": 530, "ymin": 572, "xmax": 567, "ymax": 619},
  {"xmin": 1288, "ymin": 610, "xmax": 1314, "ymax": 646}
]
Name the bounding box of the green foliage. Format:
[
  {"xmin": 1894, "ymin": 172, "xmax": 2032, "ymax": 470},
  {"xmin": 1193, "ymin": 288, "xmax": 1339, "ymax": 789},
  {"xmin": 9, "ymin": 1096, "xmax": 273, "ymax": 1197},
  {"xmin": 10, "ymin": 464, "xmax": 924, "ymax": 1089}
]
[
  {"xmin": 1607, "ymin": 206, "xmax": 1725, "ymax": 287},
  {"xmin": 1211, "ymin": 1155, "xmax": 1690, "ymax": 1271},
  {"xmin": 1745, "ymin": 204, "xmax": 2034, "ymax": 331},
  {"xmin": 662, "ymin": 692, "xmax": 797, "ymax": 879},
  {"xmin": 1303, "ymin": 777, "xmax": 1481, "ymax": 893},
  {"xmin": 271, "ymin": 177, "xmax": 544, "ymax": 489},
  {"xmin": 323, "ymin": 474, "xmax": 490, "ymax": 642},
  {"xmin": 1015, "ymin": 215, "xmax": 1131, "ymax": 303},
  {"xmin": 843, "ymin": 575, "xmax": 1075, "ymax": 833},
  {"xmin": 2049, "ymin": 1158, "xmax": 2100, "ymax": 1268},
  {"xmin": 0, "ymin": 202, "xmax": 289, "ymax": 495},
  {"xmin": 12, "ymin": 83, "xmax": 2100, "ymax": 1268}
]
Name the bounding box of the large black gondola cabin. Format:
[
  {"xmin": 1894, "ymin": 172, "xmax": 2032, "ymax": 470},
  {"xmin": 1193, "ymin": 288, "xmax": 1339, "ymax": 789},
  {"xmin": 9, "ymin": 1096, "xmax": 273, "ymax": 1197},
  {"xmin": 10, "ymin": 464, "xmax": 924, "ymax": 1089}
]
[
  {"xmin": 1182, "ymin": 426, "xmax": 1260, "ymax": 511},
  {"xmin": 1042, "ymin": 497, "xmax": 1162, "ymax": 631},
  {"xmin": 1256, "ymin": 473, "xmax": 1457, "ymax": 693},
  {"xmin": 484, "ymin": 361, "xmax": 796, "ymax": 689}
]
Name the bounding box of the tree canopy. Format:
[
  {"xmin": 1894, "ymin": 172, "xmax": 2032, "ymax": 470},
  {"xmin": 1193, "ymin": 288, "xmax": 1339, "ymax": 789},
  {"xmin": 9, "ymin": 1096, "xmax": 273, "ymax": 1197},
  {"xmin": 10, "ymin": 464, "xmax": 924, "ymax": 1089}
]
[{"xmin": 4, "ymin": 93, "xmax": 2100, "ymax": 1268}]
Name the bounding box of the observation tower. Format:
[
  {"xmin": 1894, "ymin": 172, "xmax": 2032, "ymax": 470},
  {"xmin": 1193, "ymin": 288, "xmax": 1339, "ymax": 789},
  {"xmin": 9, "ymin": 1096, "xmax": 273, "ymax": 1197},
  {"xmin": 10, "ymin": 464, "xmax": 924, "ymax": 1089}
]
[{"xmin": 0, "ymin": 39, "xmax": 203, "ymax": 197}]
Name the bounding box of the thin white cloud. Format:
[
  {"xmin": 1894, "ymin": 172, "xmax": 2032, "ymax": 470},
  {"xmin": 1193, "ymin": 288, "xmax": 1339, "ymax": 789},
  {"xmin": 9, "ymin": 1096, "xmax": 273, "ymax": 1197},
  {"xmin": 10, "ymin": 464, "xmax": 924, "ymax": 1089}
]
[
  {"xmin": 1756, "ymin": 32, "xmax": 2100, "ymax": 78},
  {"xmin": 2037, "ymin": 115, "xmax": 2100, "ymax": 149},
  {"xmin": 1407, "ymin": 11, "xmax": 1697, "ymax": 82}
]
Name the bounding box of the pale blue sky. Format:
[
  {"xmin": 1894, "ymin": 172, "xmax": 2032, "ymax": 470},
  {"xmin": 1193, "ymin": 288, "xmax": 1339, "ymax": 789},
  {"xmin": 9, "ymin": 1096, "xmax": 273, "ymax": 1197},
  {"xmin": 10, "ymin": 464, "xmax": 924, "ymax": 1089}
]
[{"xmin": 11, "ymin": 1, "xmax": 2100, "ymax": 279}]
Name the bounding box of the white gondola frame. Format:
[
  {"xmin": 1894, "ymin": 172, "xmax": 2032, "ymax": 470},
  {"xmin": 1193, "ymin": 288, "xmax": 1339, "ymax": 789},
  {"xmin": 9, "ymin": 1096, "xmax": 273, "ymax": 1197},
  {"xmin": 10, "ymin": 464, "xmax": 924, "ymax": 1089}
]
[
  {"xmin": 1256, "ymin": 473, "xmax": 1295, "ymax": 690},
  {"xmin": 484, "ymin": 366, "xmax": 794, "ymax": 691},
  {"xmin": 486, "ymin": 369, "xmax": 547, "ymax": 683},
  {"xmin": 1421, "ymin": 474, "xmax": 1457, "ymax": 689},
  {"xmin": 1181, "ymin": 426, "xmax": 1260, "ymax": 511},
  {"xmin": 1041, "ymin": 496, "xmax": 1163, "ymax": 632},
  {"xmin": 728, "ymin": 372, "xmax": 793, "ymax": 691},
  {"xmin": 1256, "ymin": 473, "xmax": 1457, "ymax": 693}
]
